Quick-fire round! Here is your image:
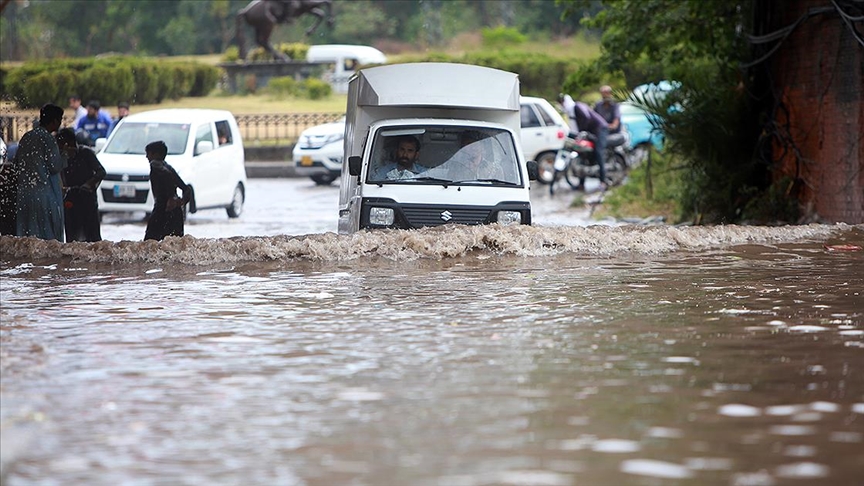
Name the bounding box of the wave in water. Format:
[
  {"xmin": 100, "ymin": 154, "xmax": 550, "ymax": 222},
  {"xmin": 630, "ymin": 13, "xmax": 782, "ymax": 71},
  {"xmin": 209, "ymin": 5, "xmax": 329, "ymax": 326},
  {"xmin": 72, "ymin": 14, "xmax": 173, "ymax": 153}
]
[{"xmin": 0, "ymin": 223, "xmax": 855, "ymax": 265}]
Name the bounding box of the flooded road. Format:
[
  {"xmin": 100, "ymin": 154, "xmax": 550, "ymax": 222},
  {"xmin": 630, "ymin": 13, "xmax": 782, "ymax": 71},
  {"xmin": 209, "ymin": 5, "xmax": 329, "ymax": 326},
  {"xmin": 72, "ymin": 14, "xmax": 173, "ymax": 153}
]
[
  {"xmin": 95, "ymin": 178, "xmax": 605, "ymax": 242},
  {"xmin": 1, "ymin": 182, "xmax": 862, "ymax": 485}
]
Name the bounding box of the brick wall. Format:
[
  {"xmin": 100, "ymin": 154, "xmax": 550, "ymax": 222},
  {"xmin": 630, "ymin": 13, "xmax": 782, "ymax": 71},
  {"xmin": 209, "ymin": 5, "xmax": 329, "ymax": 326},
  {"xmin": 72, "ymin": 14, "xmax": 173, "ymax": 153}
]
[{"xmin": 769, "ymin": 0, "xmax": 863, "ymax": 223}]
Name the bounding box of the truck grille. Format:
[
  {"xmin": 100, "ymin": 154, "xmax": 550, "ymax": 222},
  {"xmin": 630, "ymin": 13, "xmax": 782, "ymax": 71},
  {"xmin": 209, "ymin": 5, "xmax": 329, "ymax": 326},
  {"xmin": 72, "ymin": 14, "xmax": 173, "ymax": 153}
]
[{"xmin": 402, "ymin": 207, "xmax": 491, "ymax": 227}]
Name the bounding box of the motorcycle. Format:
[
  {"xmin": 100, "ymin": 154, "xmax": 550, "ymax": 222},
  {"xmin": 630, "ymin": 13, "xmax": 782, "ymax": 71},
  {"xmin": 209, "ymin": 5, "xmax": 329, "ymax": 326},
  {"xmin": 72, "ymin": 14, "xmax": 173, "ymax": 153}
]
[{"xmin": 549, "ymin": 130, "xmax": 629, "ymax": 195}]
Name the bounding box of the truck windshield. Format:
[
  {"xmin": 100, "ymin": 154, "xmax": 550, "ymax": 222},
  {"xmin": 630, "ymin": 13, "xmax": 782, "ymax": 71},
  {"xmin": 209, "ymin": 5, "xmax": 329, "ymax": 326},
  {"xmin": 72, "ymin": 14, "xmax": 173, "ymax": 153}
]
[
  {"xmin": 103, "ymin": 123, "xmax": 190, "ymax": 155},
  {"xmin": 366, "ymin": 126, "xmax": 522, "ymax": 186}
]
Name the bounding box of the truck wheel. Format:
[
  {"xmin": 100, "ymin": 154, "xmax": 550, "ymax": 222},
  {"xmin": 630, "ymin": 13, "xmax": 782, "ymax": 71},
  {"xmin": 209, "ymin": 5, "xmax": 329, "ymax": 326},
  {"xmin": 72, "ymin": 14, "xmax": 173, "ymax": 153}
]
[
  {"xmin": 226, "ymin": 184, "xmax": 244, "ymax": 218},
  {"xmin": 311, "ymin": 174, "xmax": 336, "ymax": 186}
]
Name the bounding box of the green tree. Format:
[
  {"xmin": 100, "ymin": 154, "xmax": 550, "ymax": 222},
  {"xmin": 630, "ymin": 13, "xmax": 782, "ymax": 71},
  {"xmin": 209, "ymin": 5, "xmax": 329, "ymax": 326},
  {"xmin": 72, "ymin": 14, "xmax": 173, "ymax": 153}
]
[{"xmin": 560, "ymin": 0, "xmax": 771, "ymax": 224}]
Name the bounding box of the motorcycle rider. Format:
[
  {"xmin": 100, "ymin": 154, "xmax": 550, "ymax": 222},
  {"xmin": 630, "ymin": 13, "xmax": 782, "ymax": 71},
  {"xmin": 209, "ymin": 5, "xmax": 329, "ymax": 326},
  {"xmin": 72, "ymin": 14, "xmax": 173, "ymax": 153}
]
[
  {"xmin": 593, "ymin": 85, "xmax": 621, "ymax": 134},
  {"xmin": 570, "ymin": 101, "xmax": 610, "ymax": 191}
]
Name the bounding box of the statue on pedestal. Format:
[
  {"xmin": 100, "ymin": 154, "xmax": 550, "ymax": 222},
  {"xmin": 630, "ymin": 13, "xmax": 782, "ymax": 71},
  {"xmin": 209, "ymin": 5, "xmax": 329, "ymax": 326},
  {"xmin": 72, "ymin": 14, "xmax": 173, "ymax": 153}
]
[{"xmin": 236, "ymin": 0, "xmax": 335, "ymax": 61}]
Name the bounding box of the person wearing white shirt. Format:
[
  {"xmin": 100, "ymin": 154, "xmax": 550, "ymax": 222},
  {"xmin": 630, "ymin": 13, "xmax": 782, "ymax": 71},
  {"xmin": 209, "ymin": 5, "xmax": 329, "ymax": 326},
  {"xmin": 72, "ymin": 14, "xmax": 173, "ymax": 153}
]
[{"xmin": 68, "ymin": 95, "xmax": 87, "ymax": 126}]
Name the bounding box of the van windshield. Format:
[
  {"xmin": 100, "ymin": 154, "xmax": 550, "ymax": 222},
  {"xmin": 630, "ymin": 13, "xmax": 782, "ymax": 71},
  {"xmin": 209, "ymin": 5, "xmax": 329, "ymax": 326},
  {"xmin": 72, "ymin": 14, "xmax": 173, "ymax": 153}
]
[
  {"xmin": 103, "ymin": 122, "xmax": 190, "ymax": 155},
  {"xmin": 366, "ymin": 126, "xmax": 523, "ymax": 186}
]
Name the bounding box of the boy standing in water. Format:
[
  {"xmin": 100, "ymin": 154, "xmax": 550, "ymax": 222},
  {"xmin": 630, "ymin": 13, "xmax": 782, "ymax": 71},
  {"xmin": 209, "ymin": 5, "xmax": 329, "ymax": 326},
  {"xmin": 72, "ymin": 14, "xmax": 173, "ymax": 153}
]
[{"xmin": 144, "ymin": 141, "xmax": 192, "ymax": 241}]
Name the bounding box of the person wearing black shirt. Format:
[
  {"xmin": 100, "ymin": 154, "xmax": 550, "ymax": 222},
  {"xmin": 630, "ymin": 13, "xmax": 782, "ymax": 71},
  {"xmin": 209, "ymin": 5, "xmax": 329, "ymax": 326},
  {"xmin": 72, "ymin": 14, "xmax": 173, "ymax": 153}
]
[
  {"xmin": 144, "ymin": 141, "xmax": 192, "ymax": 241},
  {"xmin": 57, "ymin": 128, "xmax": 106, "ymax": 242}
]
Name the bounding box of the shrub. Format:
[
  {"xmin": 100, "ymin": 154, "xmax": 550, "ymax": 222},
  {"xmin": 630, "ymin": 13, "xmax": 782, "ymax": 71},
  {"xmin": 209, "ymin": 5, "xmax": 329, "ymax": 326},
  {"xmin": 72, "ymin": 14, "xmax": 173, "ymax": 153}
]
[
  {"xmin": 247, "ymin": 43, "xmax": 310, "ymax": 62},
  {"xmin": 80, "ymin": 63, "xmax": 135, "ymax": 105},
  {"xmin": 189, "ymin": 64, "xmax": 222, "ymax": 97},
  {"xmin": 278, "ymin": 42, "xmax": 309, "ymax": 60},
  {"xmin": 5, "ymin": 57, "xmax": 222, "ymax": 108},
  {"xmin": 131, "ymin": 61, "xmax": 160, "ymax": 105},
  {"xmin": 267, "ymin": 76, "xmax": 299, "ymax": 99},
  {"xmin": 223, "ymin": 46, "xmax": 240, "ymax": 62},
  {"xmin": 481, "ymin": 26, "xmax": 527, "ymax": 48},
  {"xmin": 302, "ymin": 77, "xmax": 331, "ymax": 100},
  {"xmin": 164, "ymin": 64, "xmax": 195, "ymax": 100},
  {"xmin": 22, "ymin": 71, "xmax": 62, "ymax": 108}
]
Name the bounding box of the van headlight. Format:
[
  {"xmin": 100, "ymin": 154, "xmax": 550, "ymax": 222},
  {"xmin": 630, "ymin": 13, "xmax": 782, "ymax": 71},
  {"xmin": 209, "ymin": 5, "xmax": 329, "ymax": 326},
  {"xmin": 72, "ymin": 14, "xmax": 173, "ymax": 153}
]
[
  {"xmin": 497, "ymin": 211, "xmax": 522, "ymax": 225},
  {"xmin": 369, "ymin": 207, "xmax": 395, "ymax": 226}
]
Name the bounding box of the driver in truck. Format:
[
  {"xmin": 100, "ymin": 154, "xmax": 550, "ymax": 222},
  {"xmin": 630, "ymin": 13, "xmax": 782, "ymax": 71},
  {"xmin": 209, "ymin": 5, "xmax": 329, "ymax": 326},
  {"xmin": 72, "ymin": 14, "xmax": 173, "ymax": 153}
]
[{"xmin": 373, "ymin": 135, "xmax": 428, "ymax": 180}]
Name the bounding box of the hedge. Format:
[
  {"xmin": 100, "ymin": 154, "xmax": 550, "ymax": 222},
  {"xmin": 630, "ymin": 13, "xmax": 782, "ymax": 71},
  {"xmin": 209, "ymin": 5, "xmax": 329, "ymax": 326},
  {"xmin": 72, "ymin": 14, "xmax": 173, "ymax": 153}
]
[
  {"xmin": 394, "ymin": 50, "xmax": 577, "ymax": 101},
  {"xmin": 3, "ymin": 56, "xmax": 222, "ymax": 109}
]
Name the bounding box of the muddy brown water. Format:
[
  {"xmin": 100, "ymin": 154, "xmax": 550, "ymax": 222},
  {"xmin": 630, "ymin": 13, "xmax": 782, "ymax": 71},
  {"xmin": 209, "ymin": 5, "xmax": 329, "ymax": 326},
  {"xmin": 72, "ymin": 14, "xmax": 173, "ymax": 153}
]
[{"xmin": 1, "ymin": 223, "xmax": 863, "ymax": 485}]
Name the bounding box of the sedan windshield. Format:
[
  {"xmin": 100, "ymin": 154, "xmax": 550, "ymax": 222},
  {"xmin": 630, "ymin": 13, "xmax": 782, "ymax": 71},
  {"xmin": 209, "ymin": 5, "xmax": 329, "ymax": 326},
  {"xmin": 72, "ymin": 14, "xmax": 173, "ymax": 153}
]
[
  {"xmin": 104, "ymin": 122, "xmax": 190, "ymax": 155},
  {"xmin": 366, "ymin": 126, "xmax": 522, "ymax": 186}
]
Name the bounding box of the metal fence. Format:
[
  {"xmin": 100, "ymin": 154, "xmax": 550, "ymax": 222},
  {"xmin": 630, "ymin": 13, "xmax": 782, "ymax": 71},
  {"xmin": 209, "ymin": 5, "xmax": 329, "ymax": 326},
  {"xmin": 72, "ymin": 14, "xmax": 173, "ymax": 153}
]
[{"xmin": 0, "ymin": 112, "xmax": 344, "ymax": 145}]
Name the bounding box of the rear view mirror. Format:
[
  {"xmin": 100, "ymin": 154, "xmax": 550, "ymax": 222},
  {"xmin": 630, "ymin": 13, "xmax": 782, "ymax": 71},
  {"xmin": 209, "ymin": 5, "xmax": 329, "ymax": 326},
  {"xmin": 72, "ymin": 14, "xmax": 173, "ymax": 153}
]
[
  {"xmin": 526, "ymin": 160, "xmax": 539, "ymax": 181},
  {"xmin": 348, "ymin": 155, "xmax": 362, "ymax": 176},
  {"xmin": 94, "ymin": 138, "xmax": 107, "ymax": 152}
]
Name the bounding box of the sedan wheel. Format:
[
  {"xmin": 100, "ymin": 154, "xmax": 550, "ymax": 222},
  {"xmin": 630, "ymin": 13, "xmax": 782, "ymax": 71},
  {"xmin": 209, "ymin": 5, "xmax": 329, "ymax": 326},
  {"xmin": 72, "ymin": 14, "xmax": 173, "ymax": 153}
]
[
  {"xmin": 535, "ymin": 152, "xmax": 556, "ymax": 185},
  {"xmin": 311, "ymin": 173, "xmax": 336, "ymax": 186}
]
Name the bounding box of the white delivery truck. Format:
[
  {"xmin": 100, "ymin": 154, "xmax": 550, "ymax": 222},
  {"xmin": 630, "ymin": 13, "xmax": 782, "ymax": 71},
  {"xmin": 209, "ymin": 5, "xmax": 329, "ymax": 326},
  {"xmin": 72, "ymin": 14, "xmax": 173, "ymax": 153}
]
[{"xmin": 338, "ymin": 62, "xmax": 538, "ymax": 234}]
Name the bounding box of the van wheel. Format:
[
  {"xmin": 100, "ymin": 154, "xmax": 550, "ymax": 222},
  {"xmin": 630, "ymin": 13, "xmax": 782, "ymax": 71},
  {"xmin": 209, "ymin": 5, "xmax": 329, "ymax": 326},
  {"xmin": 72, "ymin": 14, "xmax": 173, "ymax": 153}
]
[
  {"xmin": 311, "ymin": 173, "xmax": 336, "ymax": 186},
  {"xmin": 226, "ymin": 184, "xmax": 244, "ymax": 218},
  {"xmin": 535, "ymin": 152, "xmax": 556, "ymax": 185}
]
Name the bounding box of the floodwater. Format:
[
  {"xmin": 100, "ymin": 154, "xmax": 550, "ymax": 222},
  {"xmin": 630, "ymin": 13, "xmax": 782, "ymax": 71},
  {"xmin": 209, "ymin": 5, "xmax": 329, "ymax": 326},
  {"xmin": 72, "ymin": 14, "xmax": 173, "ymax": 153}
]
[{"xmin": 1, "ymin": 208, "xmax": 863, "ymax": 485}]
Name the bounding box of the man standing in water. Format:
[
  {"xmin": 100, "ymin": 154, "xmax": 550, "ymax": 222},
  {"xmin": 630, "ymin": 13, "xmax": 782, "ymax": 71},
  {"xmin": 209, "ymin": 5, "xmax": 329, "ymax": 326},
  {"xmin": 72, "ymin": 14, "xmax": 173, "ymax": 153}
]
[
  {"xmin": 14, "ymin": 103, "xmax": 66, "ymax": 241},
  {"xmin": 144, "ymin": 141, "xmax": 192, "ymax": 241}
]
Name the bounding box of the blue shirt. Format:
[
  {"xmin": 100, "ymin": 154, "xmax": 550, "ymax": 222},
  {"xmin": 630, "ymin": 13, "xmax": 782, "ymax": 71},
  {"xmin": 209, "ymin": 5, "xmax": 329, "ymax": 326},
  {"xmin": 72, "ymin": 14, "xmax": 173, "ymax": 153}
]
[{"xmin": 76, "ymin": 111, "xmax": 114, "ymax": 143}]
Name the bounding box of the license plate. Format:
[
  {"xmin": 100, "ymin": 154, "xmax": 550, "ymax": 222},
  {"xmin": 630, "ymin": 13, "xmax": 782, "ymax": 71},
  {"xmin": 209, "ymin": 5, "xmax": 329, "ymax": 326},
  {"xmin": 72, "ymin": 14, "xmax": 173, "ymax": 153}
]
[
  {"xmin": 113, "ymin": 184, "xmax": 136, "ymax": 198},
  {"xmin": 300, "ymin": 155, "xmax": 313, "ymax": 166}
]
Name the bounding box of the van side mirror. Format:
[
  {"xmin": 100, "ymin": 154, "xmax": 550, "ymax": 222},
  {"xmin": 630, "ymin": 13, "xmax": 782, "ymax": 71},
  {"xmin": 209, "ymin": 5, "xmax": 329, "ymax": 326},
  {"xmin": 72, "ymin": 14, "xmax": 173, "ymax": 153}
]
[
  {"xmin": 526, "ymin": 160, "xmax": 539, "ymax": 181},
  {"xmin": 348, "ymin": 155, "xmax": 362, "ymax": 176},
  {"xmin": 196, "ymin": 140, "xmax": 214, "ymax": 155},
  {"xmin": 94, "ymin": 138, "xmax": 107, "ymax": 152}
]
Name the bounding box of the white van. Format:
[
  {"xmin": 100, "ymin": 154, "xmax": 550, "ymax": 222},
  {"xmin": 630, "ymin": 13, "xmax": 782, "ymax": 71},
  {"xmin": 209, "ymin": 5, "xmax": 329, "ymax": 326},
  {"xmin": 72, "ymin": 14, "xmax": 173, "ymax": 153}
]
[
  {"xmin": 95, "ymin": 109, "xmax": 247, "ymax": 218},
  {"xmin": 306, "ymin": 44, "xmax": 387, "ymax": 94},
  {"xmin": 338, "ymin": 63, "xmax": 538, "ymax": 234}
]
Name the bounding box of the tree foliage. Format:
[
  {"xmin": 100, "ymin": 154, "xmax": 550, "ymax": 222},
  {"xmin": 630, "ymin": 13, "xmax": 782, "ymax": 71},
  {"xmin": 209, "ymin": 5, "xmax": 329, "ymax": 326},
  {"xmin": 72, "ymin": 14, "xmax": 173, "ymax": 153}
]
[
  {"xmin": 560, "ymin": 0, "xmax": 775, "ymax": 224},
  {"xmin": 1, "ymin": 0, "xmax": 588, "ymax": 60}
]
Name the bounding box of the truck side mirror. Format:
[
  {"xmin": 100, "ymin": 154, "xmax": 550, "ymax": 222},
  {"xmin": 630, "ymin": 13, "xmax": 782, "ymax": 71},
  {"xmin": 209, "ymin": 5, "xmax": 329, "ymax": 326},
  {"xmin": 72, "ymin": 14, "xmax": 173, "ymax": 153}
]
[
  {"xmin": 526, "ymin": 160, "xmax": 539, "ymax": 181},
  {"xmin": 348, "ymin": 155, "xmax": 362, "ymax": 176}
]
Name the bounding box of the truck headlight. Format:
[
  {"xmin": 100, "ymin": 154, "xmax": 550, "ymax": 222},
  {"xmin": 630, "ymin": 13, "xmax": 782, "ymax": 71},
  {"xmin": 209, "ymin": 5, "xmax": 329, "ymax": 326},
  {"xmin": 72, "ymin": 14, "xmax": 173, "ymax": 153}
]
[
  {"xmin": 369, "ymin": 207, "xmax": 395, "ymax": 226},
  {"xmin": 497, "ymin": 211, "xmax": 522, "ymax": 225}
]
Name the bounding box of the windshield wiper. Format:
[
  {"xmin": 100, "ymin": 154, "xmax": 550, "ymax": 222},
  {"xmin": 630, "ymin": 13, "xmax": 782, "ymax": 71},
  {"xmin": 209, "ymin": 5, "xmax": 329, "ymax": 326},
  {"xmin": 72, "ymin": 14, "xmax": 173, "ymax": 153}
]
[
  {"xmin": 410, "ymin": 176, "xmax": 455, "ymax": 185},
  {"xmin": 465, "ymin": 178, "xmax": 519, "ymax": 186}
]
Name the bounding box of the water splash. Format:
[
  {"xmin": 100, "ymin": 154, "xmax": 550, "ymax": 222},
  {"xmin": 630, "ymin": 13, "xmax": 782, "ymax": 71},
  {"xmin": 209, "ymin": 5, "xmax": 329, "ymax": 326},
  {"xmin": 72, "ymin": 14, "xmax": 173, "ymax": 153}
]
[{"xmin": 0, "ymin": 223, "xmax": 853, "ymax": 265}]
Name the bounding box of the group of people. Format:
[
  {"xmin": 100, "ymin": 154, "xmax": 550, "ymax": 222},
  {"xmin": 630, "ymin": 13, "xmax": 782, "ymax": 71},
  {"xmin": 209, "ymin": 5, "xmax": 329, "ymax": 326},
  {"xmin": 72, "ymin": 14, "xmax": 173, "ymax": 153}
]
[
  {"xmin": 0, "ymin": 104, "xmax": 106, "ymax": 242},
  {"xmin": 68, "ymin": 95, "xmax": 130, "ymax": 146},
  {"xmin": 558, "ymin": 85, "xmax": 622, "ymax": 191},
  {"xmin": 1, "ymin": 103, "xmax": 193, "ymax": 243}
]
